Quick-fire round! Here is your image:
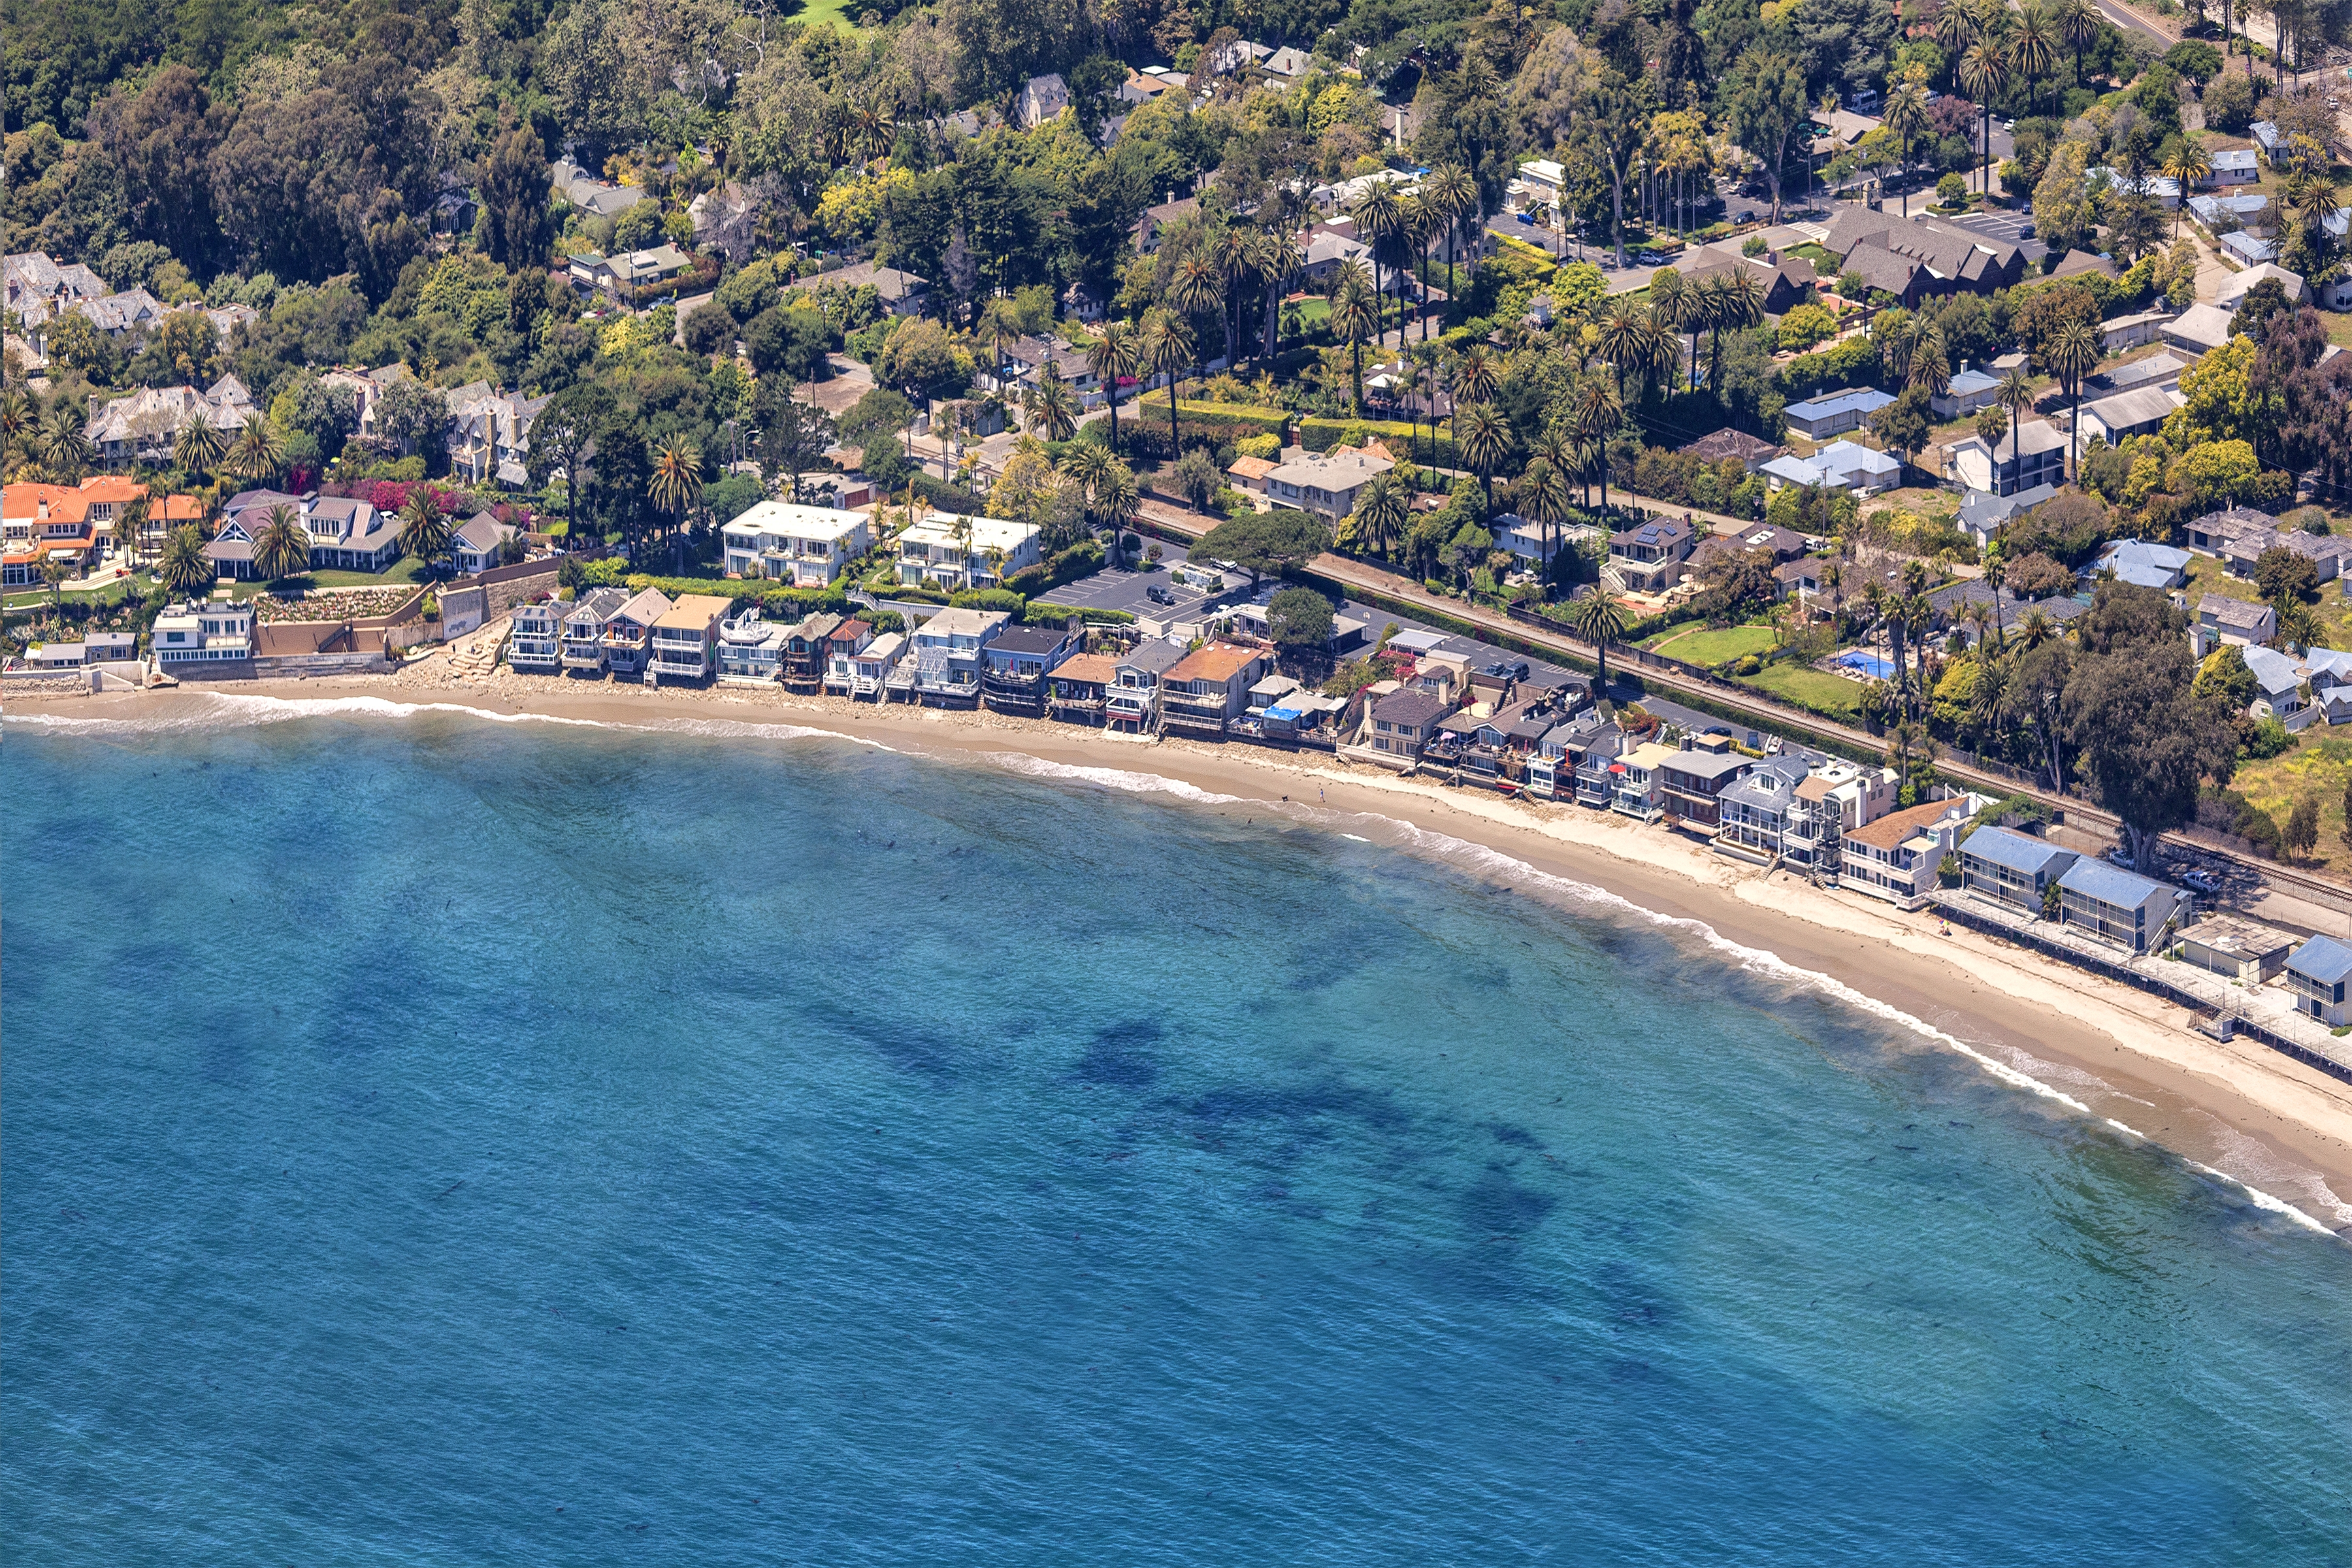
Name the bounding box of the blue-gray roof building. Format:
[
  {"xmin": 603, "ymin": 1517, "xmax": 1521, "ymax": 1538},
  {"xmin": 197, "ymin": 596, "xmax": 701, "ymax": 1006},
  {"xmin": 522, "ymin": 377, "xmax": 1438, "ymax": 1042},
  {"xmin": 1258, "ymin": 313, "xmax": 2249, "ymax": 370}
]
[
  {"xmin": 1959, "ymin": 825, "xmax": 2078, "ymax": 915},
  {"xmin": 2057, "ymin": 858, "xmax": 2191, "ymax": 953},
  {"xmin": 2286, "ymin": 935, "xmax": 2352, "ymax": 1026},
  {"xmin": 1783, "ymin": 387, "xmax": 1895, "ymax": 438}
]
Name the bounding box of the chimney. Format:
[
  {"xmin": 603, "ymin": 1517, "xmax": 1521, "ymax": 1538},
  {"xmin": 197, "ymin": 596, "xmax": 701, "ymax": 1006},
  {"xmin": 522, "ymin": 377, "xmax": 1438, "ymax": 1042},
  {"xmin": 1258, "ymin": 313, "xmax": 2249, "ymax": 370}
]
[{"xmin": 36, "ymin": 497, "xmax": 48, "ymax": 520}]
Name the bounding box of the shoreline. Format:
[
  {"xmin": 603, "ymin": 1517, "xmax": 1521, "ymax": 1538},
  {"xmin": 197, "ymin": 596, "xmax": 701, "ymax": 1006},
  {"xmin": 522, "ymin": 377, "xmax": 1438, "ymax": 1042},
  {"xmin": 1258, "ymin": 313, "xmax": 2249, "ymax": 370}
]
[{"xmin": 13, "ymin": 665, "xmax": 2352, "ymax": 1235}]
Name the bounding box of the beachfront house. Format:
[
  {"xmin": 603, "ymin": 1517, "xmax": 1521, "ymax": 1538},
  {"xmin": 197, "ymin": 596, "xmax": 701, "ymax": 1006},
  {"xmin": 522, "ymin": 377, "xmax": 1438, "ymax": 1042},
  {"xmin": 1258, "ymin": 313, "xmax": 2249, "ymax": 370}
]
[
  {"xmin": 1785, "ymin": 760, "xmax": 1902, "ymax": 876},
  {"xmin": 602, "ymin": 588, "xmax": 674, "ymax": 680},
  {"xmin": 2284, "ymin": 935, "xmax": 2352, "ymax": 1026},
  {"xmin": 822, "ymin": 619, "xmax": 875, "ymax": 695},
  {"xmin": 1566, "ymin": 723, "xmax": 1627, "ymax": 808},
  {"xmin": 722, "ymin": 500, "xmax": 873, "ymax": 587},
  {"xmin": 149, "ymin": 598, "xmax": 254, "ymax": 672},
  {"xmin": 1046, "ymin": 651, "xmax": 1118, "ymax": 725},
  {"xmin": 981, "ymin": 624, "xmax": 1079, "ymax": 715},
  {"xmin": 1957, "ymin": 825, "xmax": 2078, "ymax": 916},
  {"xmin": 1712, "ymin": 755, "xmax": 1814, "ymax": 864},
  {"xmin": 1656, "ymin": 736, "xmax": 1754, "ymax": 829},
  {"xmin": 2055, "ymin": 859, "xmax": 2191, "ymax": 954},
  {"xmin": 508, "ymin": 598, "xmax": 563, "ymax": 672},
  {"xmin": 1108, "ymin": 638, "xmax": 1187, "ymax": 731},
  {"xmin": 648, "ymin": 594, "xmax": 730, "ymax": 685},
  {"xmin": 1610, "ymin": 740, "xmax": 1678, "ymax": 821},
  {"xmin": 717, "ymin": 604, "xmax": 789, "ymax": 683},
  {"xmin": 782, "ymin": 612, "xmax": 842, "ymax": 692},
  {"xmin": 561, "ymin": 586, "xmax": 631, "ymax": 675},
  {"xmin": 1368, "ymin": 689, "xmax": 1451, "ymax": 762},
  {"xmin": 1160, "ymin": 644, "xmax": 1271, "ymax": 738},
  {"xmin": 906, "ymin": 606, "xmax": 1009, "ymax": 705},
  {"xmin": 1840, "ymin": 796, "xmax": 1976, "ymax": 908},
  {"xmin": 843, "ymin": 631, "xmax": 905, "ymax": 698},
  {"xmin": 896, "ymin": 512, "xmax": 1041, "ymax": 592}
]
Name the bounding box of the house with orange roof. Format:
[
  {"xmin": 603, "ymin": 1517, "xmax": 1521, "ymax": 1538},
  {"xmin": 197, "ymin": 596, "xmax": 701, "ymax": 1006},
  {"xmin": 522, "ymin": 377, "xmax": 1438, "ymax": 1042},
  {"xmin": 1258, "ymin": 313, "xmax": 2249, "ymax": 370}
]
[{"xmin": 1158, "ymin": 642, "xmax": 1272, "ymax": 736}]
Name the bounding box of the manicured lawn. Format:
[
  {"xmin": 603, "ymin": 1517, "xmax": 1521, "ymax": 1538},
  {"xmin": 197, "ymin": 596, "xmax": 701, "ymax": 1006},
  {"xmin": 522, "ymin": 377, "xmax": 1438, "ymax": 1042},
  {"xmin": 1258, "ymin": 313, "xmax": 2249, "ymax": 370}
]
[
  {"xmin": 789, "ymin": 0, "xmax": 864, "ymax": 26},
  {"xmin": 1641, "ymin": 622, "xmax": 1778, "ymax": 664},
  {"xmin": 1737, "ymin": 660, "xmax": 1864, "ymax": 720},
  {"xmin": 308, "ymin": 557, "xmax": 436, "ymax": 589}
]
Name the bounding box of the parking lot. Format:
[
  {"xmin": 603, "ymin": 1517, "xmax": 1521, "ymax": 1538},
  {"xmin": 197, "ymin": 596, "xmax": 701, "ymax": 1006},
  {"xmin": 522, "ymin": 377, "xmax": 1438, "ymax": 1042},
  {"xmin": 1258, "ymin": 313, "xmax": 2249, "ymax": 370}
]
[
  {"xmin": 1946, "ymin": 206, "xmax": 2047, "ymax": 265},
  {"xmin": 1036, "ymin": 541, "xmax": 1229, "ymax": 619}
]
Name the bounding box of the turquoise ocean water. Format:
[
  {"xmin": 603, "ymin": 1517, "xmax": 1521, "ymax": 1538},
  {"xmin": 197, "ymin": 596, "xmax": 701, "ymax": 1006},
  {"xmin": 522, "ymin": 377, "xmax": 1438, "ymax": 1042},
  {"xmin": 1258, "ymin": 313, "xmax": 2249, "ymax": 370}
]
[{"xmin": 5, "ymin": 700, "xmax": 2349, "ymax": 1565}]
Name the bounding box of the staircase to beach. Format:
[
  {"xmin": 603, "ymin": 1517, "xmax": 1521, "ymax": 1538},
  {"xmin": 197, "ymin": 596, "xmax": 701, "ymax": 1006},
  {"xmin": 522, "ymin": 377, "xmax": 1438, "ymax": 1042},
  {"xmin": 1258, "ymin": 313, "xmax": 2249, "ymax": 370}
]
[{"xmin": 447, "ymin": 617, "xmax": 511, "ymax": 678}]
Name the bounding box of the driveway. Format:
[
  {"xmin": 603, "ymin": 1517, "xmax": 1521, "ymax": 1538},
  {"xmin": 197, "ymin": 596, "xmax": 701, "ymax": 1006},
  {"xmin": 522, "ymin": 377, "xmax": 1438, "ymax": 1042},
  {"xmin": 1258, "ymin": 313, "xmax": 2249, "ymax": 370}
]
[{"xmin": 1945, "ymin": 207, "xmax": 2050, "ymax": 264}]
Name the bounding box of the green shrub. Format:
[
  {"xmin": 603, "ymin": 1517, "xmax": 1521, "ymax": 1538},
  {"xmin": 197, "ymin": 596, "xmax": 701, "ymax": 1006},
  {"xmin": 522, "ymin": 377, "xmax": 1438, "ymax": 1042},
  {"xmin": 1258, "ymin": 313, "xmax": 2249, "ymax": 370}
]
[
  {"xmin": 2242, "ymin": 715, "xmax": 2293, "ymax": 760},
  {"xmin": 1299, "ymin": 415, "xmax": 1456, "ymax": 468}
]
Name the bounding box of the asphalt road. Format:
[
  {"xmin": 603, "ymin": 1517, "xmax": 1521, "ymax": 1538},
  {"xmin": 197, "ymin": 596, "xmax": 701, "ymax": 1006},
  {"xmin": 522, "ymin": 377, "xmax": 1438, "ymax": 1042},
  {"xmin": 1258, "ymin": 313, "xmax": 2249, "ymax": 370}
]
[{"xmin": 1036, "ymin": 540, "xmax": 1220, "ymax": 619}]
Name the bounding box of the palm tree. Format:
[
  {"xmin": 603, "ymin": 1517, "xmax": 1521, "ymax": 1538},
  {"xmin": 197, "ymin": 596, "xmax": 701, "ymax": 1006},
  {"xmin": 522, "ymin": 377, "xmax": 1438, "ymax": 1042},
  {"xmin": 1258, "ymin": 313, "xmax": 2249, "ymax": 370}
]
[
  {"xmin": 1098, "ymin": 463, "xmax": 1140, "ymax": 570},
  {"xmin": 1690, "ymin": 273, "xmax": 1731, "ymax": 393},
  {"xmin": 116, "ymin": 494, "xmax": 150, "ymax": 566},
  {"xmin": 2053, "ymin": 0, "xmax": 2098, "ymax": 87},
  {"xmin": 229, "ymin": 419, "xmax": 287, "ymax": 485},
  {"xmin": 1995, "ymin": 366, "xmax": 2036, "ymax": 473},
  {"xmin": 1401, "ymin": 191, "xmax": 1439, "ymax": 342},
  {"xmin": 1023, "ymin": 361, "xmax": 1080, "ymax": 442},
  {"xmin": 1326, "ymin": 262, "xmax": 1377, "ymax": 414},
  {"xmin": 1455, "ymin": 402, "xmax": 1513, "ymax": 512},
  {"xmin": 254, "ymin": 502, "xmax": 311, "ymax": 581},
  {"xmin": 2280, "ymin": 602, "xmax": 2324, "ymax": 655},
  {"xmin": 1713, "ymin": 271, "xmax": 1767, "ymax": 395},
  {"xmin": 1084, "ymin": 321, "xmax": 1140, "ymax": 459},
  {"xmin": 1648, "ymin": 269, "xmax": 1691, "ymax": 391},
  {"xmin": 1959, "ymin": 42, "xmax": 2010, "ymax": 198},
  {"xmin": 399, "ymin": 489, "xmax": 453, "ymax": 568},
  {"xmin": 0, "ymin": 388, "xmax": 29, "ymax": 463},
  {"xmin": 1518, "ymin": 456, "xmax": 1572, "ymax": 584},
  {"xmin": 1565, "ymin": 589, "xmax": 1630, "ymax": 696},
  {"xmin": 1140, "ymin": 311, "xmax": 1196, "ymax": 452},
  {"xmin": 1351, "ymin": 181, "xmax": 1407, "ymax": 345},
  {"xmin": 981, "ymin": 297, "xmax": 1022, "ymax": 397},
  {"xmin": 41, "ymin": 405, "xmax": 93, "ymax": 482},
  {"xmin": 2010, "ymin": 8, "xmax": 2055, "ymax": 116},
  {"xmin": 1574, "ymin": 378, "xmax": 1624, "ymax": 514},
  {"xmin": 174, "ymin": 412, "xmax": 225, "ymax": 480},
  {"xmin": 1349, "ymin": 469, "xmax": 1411, "ymax": 559},
  {"xmin": 1906, "ymin": 325, "xmax": 1952, "ymax": 397},
  {"xmin": 2016, "ymin": 605, "xmax": 2055, "ymax": 649},
  {"xmin": 1251, "ymin": 228, "xmax": 1301, "ymax": 359},
  {"xmin": 1884, "ymin": 76, "xmax": 1931, "ymax": 216},
  {"xmin": 159, "ymin": 525, "xmax": 212, "ymax": 599},
  {"xmin": 1211, "ymin": 226, "xmax": 1256, "ymax": 372},
  {"xmin": 2046, "ymin": 316, "xmax": 2102, "ymax": 480},
  {"xmin": 2163, "ymin": 135, "xmax": 2213, "ymax": 238},
  {"xmin": 1982, "ymin": 553, "xmax": 2010, "ymax": 648},
  {"xmin": 1595, "ymin": 299, "xmax": 1648, "ymax": 405},
  {"xmin": 1424, "ymin": 161, "xmax": 1478, "ymax": 311},
  {"xmin": 1169, "ymin": 255, "xmax": 1223, "ymax": 357},
  {"xmin": 1450, "ymin": 343, "xmax": 1500, "ymax": 407}
]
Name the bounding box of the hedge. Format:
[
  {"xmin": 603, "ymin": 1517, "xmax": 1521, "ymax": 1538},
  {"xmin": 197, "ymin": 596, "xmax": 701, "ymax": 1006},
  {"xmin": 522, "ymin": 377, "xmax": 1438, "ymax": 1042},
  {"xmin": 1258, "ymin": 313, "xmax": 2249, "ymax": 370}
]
[
  {"xmin": 1299, "ymin": 415, "xmax": 1458, "ymax": 468},
  {"xmin": 1022, "ymin": 604, "xmax": 1136, "ymax": 627},
  {"xmin": 1124, "ymin": 397, "xmax": 1292, "ymax": 438},
  {"xmin": 1004, "ymin": 538, "xmax": 1105, "ymax": 596}
]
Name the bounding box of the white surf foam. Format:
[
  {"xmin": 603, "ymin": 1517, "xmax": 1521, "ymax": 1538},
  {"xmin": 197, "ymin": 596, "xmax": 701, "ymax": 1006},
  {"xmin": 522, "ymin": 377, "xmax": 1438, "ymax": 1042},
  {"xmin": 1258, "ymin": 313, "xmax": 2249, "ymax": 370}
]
[
  {"xmin": 5, "ymin": 691, "xmax": 899, "ymax": 751},
  {"xmin": 973, "ymin": 755, "xmax": 2344, "ymax": 1237}
]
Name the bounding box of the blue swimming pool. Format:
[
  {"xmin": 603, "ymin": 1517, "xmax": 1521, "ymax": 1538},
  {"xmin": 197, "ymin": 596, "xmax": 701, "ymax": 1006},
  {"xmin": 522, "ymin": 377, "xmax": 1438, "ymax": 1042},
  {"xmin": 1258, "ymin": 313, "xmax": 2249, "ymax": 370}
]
[{"xmin": 1837, "ymin": 651, "xmax": 1896, "ymax": 679}]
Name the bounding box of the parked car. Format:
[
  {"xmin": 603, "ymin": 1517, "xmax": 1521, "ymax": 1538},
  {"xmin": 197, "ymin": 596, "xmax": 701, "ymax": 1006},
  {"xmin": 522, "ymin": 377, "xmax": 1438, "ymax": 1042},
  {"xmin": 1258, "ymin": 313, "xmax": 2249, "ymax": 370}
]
[
  {"xmin": 1146, "ymin": 585, "xmax": 1176, "ymax": 606},
  {"xmin": 2019, "ymin": 223, "xmax": 2036, "ymax": 239},
  {"xmin": 2181, "ymin": 868, "xmax": 2221, "ymax": 894}
]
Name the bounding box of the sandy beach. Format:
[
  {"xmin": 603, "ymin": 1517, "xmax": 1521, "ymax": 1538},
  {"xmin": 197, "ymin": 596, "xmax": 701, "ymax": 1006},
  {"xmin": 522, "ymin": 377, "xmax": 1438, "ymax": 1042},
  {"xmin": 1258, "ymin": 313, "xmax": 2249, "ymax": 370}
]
[{"xmin": 14, "ymin": 659, "xmax": 2352, "ymax": 1235}]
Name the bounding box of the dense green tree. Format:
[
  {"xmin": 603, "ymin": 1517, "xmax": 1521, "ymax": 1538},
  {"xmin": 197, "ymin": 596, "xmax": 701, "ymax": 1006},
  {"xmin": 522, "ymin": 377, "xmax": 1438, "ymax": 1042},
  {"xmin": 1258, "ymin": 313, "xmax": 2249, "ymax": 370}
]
[{"xmin": 480, "ymin": 121, "xmax": 554, "ymax": 270}]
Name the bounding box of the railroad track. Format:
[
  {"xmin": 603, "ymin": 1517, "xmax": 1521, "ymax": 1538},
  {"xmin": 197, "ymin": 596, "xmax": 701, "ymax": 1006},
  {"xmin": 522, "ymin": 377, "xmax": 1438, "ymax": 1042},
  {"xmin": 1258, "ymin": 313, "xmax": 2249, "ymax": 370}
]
[{"xmin": 1134, "ymin": 497, "xmax": 2352, "ymax": 919}]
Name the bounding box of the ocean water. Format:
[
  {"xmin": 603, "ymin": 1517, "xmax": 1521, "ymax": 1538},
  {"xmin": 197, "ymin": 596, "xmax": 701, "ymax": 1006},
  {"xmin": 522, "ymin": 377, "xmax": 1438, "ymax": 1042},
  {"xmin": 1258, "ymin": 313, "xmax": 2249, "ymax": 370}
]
[{"xmin": 5, "ymin": 702, "xmax": 2349, "ymax": 1566}]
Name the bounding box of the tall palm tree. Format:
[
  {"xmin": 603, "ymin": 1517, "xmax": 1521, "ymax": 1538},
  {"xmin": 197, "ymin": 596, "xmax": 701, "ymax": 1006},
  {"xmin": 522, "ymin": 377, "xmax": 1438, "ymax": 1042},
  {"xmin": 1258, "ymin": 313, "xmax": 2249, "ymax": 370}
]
[
  {"xmin": 1401, "ymin": 191, "xmax": 1439, "ymax": 342},
  {"xmin": 1349, "ymin": 468, "xmax": 1411, "ymax": 559},
  {"xmin": 1648, "ymin": 269, "xmax": 1691, "ymax": 391},
  {"xmin": 1574, "ymin": 378, "xmax": 1624, "ymax": 514},
  {"xmin": 1450, "ymin": 343, "xmax": 1500, "ymax": 407},
  {"xmin": 981, "ymin": 297, "xmax": 1022, "ymax": 397},
  {"xmin": 1424, "ymin": 161, "xmax": 1478, "ymax": 311},
  {"xmin": 1085, "ymin": 321, "xmax": 1140, "ymax": 458},
  {"xmin": 1211, "ymin": 226, "xmax": 1256, "ymax": 372},
  {"xmin": 1690, "ymin": 272, "xmax": 1731, "ymax": 393},
  {"xmin": 229, "ymin": 419, "xmax": 287, "ymax": 485},
  {"xmin": 1023, "ymin": 361, "xmax": 1080, "ymax": 442},
  {"xmin": 1455, "ymin": 402, "xmax": 1513, "ymax": 512},
  {"xmin": 174, "ymin": 412, "xmax": 225, "ymax": 480},
  {"xmin": 1168, "ymin": 255, "xmax": 1224, "ymax": 364},
  {"xmin": 649, "ymin": 438, "xmax": 702, "ymax": 566},
  {"xmin": 116, "ymin": 494, "xmax": 150, "ymax": 565},
  {"xmin": 159, "ymin": 525, "xmax": 212, "ymax": 599},
  {"xmin": 1518, "ymin": 456, "xmax": 1572, "ymax": 583},
  {"xmin": 1884, "ymin": 76, "xmax": 1931, "ymax": 216},
  {"xmin": 1351, "ymin": 181, "xmax": 1407, "ymax": 346},
  {"xmin": 1565, "ymin": 589, "xmax": 1629, "ymax": 696},
  {"xmin": 1061, "ymin": 441, "xmax": 1117, "ymax": 542},
  {"xmin": 399, "ymin": 489, "xmax": 453, "ymax": 568},
  {"xmin": 2163, "ymin": 135, "xmax": 2213, "ymax": 238},
  {"xmin": 1098, "ymin": 463, "xmax": 1141, "ymax": 570},
  {"xmin": 1140, "ymin": 310, "xmax": 1196, "ymax": 453},
  {"xmin": 1982, "ymin": 553, "xmax": 2010, "ymax": 649},
  {"xmin": 1250, "ymin": 228, "xmax": 1301, "ymax": 360},
  {"xmin": 1959, "ymin": 42, "xmax": 2010, "ymax": 197},
  {"xmin": 254, "ymin": 502, "xmax": 311, "ymax": 581},
  {"xmin": 1326, "ymin": 263, "xmax": 1377, "ymax": 414},
  {"xmin": 2010, "ymin": 8, "xmax": 2055, "ymax": 116},
  {"xmin": 2046, "ymin": 316, "xmax": 2102, "ymax": 480},
  {"xmin": 1595, "ymin": 298, "xmax": 1648, "ymax": 405},
  {"xmin": 1995, "ymin": 366, "xmax": 2036, "ymax": 470},
  {"xmin": 2053, "ymin": 0, "xmax": 2097, "ymax": 87}
]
